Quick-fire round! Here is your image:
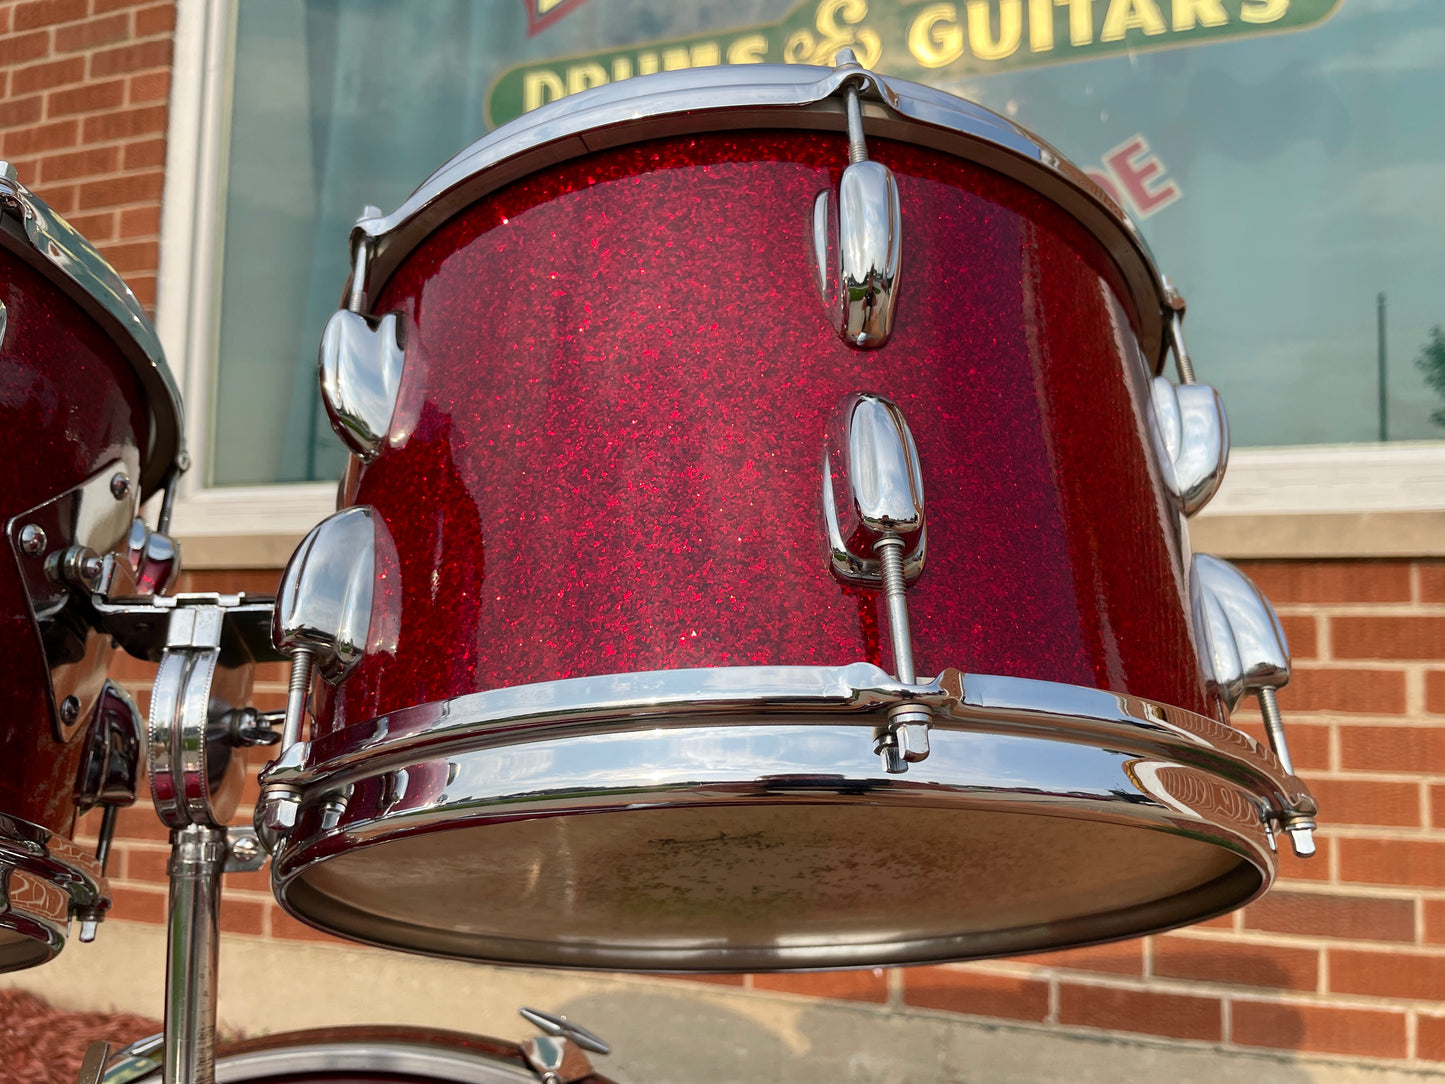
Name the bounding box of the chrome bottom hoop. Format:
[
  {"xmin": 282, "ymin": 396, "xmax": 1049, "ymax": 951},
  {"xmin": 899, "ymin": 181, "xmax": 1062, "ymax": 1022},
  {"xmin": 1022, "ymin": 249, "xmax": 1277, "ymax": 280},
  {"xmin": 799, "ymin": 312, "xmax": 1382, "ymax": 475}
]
[
  {"xmin": 103, "ymin": 1029, "xmax": 548, "ymax": 1084},
  {"xmin": 0, "ymin": 812, "xmax": 107, "ymax": 972},
  {"xmin": 268, "ymin": 667, "xmax": 1294, "ymax": 972}
]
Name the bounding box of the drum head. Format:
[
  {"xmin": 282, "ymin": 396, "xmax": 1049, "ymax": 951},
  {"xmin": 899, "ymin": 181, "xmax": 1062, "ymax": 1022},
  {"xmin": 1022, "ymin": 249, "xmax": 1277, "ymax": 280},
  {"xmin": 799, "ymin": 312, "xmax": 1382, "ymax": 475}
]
[{"xmin": 271, "ymin": 677, "xmax": 1279, "ymax": 971}]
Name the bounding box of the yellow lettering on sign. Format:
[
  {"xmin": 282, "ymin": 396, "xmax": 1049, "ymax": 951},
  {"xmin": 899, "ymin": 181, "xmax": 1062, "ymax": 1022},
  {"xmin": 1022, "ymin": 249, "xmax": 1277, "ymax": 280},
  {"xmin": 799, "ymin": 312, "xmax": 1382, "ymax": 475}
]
[
  {"xmin": 612, "ymin": 57, "xmax": 633, "ymax": 80},
  {"xmin": 523, "ymin": 70, "xmax": 565, "ymax": 112},
  {"xmin": 908, "ymin": 4, "xmax": 964, "ymax": 67},
  {"xmin": 1028, "ymin": 0, "xmax": 1055, "ymax": 50},
  {"xmin": 727, "ymin": 34, "xmax": 769, "ymax": 63},
  {"xmin": 1055, "ymin": 0, "xmax": 1098, "ymax": 46},
  {"xmin": 566, "ymin": 62, "xmax": 607, "ymax": 95},
  {"xmin": 1102, "ymin": 0, "xmax": 1166, "ymax": 40},
  {"xmin": 1240, "ymin": 0, "xmax": 1287, "ymax": 22},
  {"xmin": 967, "ymin": 0, "xmax": 1023, "ymax": 59},
  {"xmin": 1172, "ymin": 0, "xmax": 1227, "ymax": 30}
]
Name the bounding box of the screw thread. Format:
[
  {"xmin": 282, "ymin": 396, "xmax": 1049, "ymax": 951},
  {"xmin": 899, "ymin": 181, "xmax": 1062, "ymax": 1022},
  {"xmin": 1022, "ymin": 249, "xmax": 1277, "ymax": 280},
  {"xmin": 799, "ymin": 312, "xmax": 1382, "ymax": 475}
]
[
  {"xmin": 1257, "ymin": 686, "xmax": 1294, "ymax": 776},
  {"xmin": 281, "ymin": 649, "xmax": 315, "ymax": 750}
]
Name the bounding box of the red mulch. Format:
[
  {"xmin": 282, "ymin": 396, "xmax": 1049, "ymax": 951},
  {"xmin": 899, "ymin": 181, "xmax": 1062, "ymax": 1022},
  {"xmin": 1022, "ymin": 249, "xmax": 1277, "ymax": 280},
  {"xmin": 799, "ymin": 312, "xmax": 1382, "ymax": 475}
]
[{"xmin": 0, "ymin": 988, "xmax": 161, "ymax": 1084}]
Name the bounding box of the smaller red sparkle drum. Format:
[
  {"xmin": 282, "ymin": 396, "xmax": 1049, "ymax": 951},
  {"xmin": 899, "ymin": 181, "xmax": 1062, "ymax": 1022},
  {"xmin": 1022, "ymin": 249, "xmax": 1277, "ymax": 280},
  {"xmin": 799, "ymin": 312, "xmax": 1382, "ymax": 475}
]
[
  {"xmin": 0, "ymin": 164, "xmax": 183, "ymax": 970},
  {"xmin": 262, "ymin": 63, "xmax": 1315, "ymax": 971}
]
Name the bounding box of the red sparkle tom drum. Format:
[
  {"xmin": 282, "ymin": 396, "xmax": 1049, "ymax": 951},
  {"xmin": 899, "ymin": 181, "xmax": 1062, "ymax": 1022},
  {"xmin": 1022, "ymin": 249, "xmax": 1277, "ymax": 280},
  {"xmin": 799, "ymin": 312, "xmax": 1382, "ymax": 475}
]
[
  {"xmin": 0, "ymin": 165, "xmax": 183, "ymax": 970},
  {"xmin": 262, "ymin": 64, "xmax": 1311, "ymax": 971}
]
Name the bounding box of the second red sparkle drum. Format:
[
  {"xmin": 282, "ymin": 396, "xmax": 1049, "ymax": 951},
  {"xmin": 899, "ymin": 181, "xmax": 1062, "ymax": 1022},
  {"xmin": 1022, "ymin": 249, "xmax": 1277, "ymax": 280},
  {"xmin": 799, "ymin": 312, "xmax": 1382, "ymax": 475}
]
[{"xmin": 266, "ymin": 65, "xmax": 1302, "ymax": 970}]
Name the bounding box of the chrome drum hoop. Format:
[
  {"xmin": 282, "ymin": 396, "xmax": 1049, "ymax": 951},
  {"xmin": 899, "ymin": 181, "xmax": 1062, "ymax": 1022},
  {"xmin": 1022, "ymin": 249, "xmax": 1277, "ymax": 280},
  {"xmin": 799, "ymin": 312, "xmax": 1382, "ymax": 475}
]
[
  {"xmin": 350, "ymin": 64, "xmax": 1169, "ymax": 369},
  {"xmin": 103, "ymin": 1027, "xmax": 582, "ymax": 1084},
  {"xmin": 266, "ymin": 666, "xmax": 1303, "ymax": 972},
  {"xmin": 0, "ymin": 811, "xmax": 107, "ymax": 973}
]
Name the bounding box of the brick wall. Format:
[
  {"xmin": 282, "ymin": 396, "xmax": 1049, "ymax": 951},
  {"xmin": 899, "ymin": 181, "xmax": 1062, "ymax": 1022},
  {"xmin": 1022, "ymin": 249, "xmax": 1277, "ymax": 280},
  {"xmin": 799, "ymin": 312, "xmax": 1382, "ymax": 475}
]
[
  {"xmin": 7, "ymin": 2, "xmax": 1445, "ymax": 1074},
  {"xmin": 0, "ymin": 0, "xmax": 173, "ymax": 311}
]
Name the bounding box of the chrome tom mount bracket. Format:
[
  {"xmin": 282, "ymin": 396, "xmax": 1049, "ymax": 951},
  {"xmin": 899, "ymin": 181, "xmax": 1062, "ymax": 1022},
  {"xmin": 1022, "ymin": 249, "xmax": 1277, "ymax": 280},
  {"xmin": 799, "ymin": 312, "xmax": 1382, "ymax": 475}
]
[
  {"xmin": 518, "ymin": 1007, "xmax": 611, "ymax": 1084},
  {"xmin": 823, "ymin": 392, "xmax": 932, "ymax": 772},
  {"xmin": 812, "ymin": 48, "xmax": 902, "ymax": 349}
]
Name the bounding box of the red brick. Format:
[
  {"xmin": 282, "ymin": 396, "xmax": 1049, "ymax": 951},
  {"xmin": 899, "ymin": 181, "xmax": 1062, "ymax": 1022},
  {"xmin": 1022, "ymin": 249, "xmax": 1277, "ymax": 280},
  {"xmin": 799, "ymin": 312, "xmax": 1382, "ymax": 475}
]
[
  {"xmin": 40, "ymin": 146, "xmax": 120, "ymax": 183},
  {"xmin": 114, "ymin": 804, "xmax": 169, "ymax": 842},
  {"xmin": 48, "ymin": 79, "xmax": 127, "ymax": 117},
  {"xmin": 1340, "ymin": 838, "xmax": 1445, "ymax": 889},
  {"xmin": 1276, "ymin": 839, "xmax": 1332, "ymax": 883},
  {"xmin": 1278, "ymin": 668, "xmax": 1407, "ymax": 715},
  {"xmin": 122, "ymin": 137, "xmax": 165, "ymax": 171},
  {"xmin": 13, "ymin": 0, "xmax": 88, "ymax": 30},
  {"xmin": 179, "ymin": 569, "xmax": 284, "ymax": 594},
  {"xmin": 1335, "ymin": 617, "xmax": 1445, "ymax": 662},
  {"xmin": 83, "ymin": 104, "xmax": 167, "ymax": 142},
  {"xmin": 77, "ymin": 169, "xmax": 162, "ymax": 208},
  {"xmin": 0, "ymin": 8, "xmax": 11, "ymax": 34},
  {"xmin": 1421, "ymin": 563, "xmax": 1445, "ymax": 603},
  {"xmin": 1152, "ymin": 936, "xmax": 1318, "ymax": 991},
  {"xmin": 37, "ymin": 182, "xmax": 76, "ymax": 213},
  {"xmin": 65, "ymin": 210, "xmax": 116, "ymax": 240},
  {"xmin": 904, "ymin": 968, "xmax": 1049, "ymax": 1022},
  {"xmin": 0, "ymin": 96, "xmax": 43, "ymax": 130},
  {"xmin": 1428, "ymin": 673, "xmax": 1445, "ymax": 715},
  {"xmin": 269, "ymin": 905, "xmax": 349, "ymax": 945},
  {"xmin": 119, "ymin": 203, "xmax": 160, "ymax": 236},
  {"xmin": 55, "ymin": 12, "xmax": 131, "ymax": 52},
  {"xmin": 11, "ymin": 57, "xmax": 84, "ymax": 96},
  {"xmin": 1419, "ymin": 1013, "xmax": 1445, "ymax": 1061},
  {"xmin": 221, "ymin": 864, "xmax": 270, "ymax": 894},
  {"xmin": 1057, "ymin": 983, "xmax": 1221, "ymax": 1041},
  {"xmin": 753, "ymin": 969, "xmax": 887, "ymax": 1003},
  {"xmin": 1302, "ymin": 777, "xmax": 1420, "ymax": 827},
  {"xmin": 124, "ymin": 847, "xmax": 170, "ymax": 885},
  {"xmin": 1238, "ymin": 560, "xmax": 1412, "ymax": 605},
  {"xmin": 1232, "ymin": 999, "xmax": 1405, "ymax": 1058},
  {"xmin": 1424, "ymin": 900, "xmax": 1445, "ymax": 944},
  {"xmin": 1341, "ymin": 726, "xmax": 1445, "ymax": 773},
  {"xmin": 1193, "ymin": 913, "xmax": 1236, "ymax": 930},
  {"xmin": 1018, "ymin": 939, "xmax": 1143, "ymax": 975},
  {"xmin": 128, "ymin": 273, "xmax": 155, "ymax": 309},
  {"xmin": 90, "ymin": 38, "xmax": 172, "ymax": 78},
  {"xmin": 0, "ymin": 30, "xmax": 50, "ymax": 67},
  {"xmin": 1431, "ymin": 785, "xmax": 1445, "ymax": 829},
  {"xmin": 98, "ymin": 239, "xmax": 157, "ymax": 273},
  {"xmin": 95, "ymin": 0, "xmax": 155, "ymax": 10},
  {"xmin": 1232, "ymin": 718, "xmax": 1329, "ymax": 771},
  {"xmin": 107, "ymin": 884, "xmax": 166, "ymax": 924},
  {"xmin": 1244, "ymin": 890, "xmax": 1415, "ymax": 943},
  {"xmin": 107, "ymin": 650, "xmax": 158, "ymax": 683},
  {"xmin": 128, "ymin": 70, "xmax": 169, "ymax": 103},
  {"xmin": 135, "ymin": 3, "xmax": 175, "ymax": 36},
  {"xmin": 220, "ymin": 896, "xmax": 267, "ymax": 936},
  {"xmin": 1280, "ymin": 615, "xmax": 1317, "ymax": 659},
  {"xmin": 4, "ymin": 119, "xmax": 78, "ymax": 157},
  {"xmin": 1331, "ymin": 948, "xmax": 1445, "ymax": 1001}
]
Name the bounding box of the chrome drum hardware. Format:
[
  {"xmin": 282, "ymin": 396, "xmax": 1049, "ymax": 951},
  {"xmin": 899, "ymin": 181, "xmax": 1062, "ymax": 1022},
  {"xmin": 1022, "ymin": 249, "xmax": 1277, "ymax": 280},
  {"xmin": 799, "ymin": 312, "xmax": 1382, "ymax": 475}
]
[
  {"xmin": 811, "ymin": 50, "xmax": 902, "ymax": 348},
  {"xmin": 318, "ymin": 310, "xmax": 406, "ymax": 461}
]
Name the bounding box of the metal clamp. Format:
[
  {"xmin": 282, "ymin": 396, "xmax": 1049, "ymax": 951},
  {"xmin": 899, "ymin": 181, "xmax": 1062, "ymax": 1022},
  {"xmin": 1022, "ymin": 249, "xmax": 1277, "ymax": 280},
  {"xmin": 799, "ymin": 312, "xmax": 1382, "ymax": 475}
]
[
  {"xmin": 519, "ymin": 1007, "xmax": 610, "ymax": 1084},
  {"xmin": 812, "ymin": 48, "xmax": 901, "ymax": 349},
  {"xmin": 823, "ymin": 392, "xmax": 931, "ymax": 771}
]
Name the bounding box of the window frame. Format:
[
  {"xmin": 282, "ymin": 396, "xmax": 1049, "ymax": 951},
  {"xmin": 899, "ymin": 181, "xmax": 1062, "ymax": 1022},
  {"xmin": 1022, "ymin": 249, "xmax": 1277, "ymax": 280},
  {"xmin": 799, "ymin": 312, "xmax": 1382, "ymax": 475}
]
[{"xmin": 153, "ymin": 1, "xmax": 1445, "ymax": 568}]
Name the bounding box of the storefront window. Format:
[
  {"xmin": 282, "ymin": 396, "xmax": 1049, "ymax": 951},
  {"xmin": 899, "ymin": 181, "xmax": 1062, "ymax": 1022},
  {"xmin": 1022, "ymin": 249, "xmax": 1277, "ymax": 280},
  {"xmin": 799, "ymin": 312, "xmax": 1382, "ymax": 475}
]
[{"xmin": 211, "ymin": 0, "xmax": 1442, "ymax": 485}]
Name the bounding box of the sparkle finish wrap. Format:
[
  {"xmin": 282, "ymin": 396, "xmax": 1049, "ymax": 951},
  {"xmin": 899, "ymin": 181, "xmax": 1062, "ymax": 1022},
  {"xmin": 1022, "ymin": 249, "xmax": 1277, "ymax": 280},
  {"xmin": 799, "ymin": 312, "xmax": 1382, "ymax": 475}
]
[
  {"xmin": 327, "ymin": 132, "xmax": 1210, "ymax": 737},
  {"xmin": 0, "ymin": 246, "xmax": 149, "ymax": 836}
]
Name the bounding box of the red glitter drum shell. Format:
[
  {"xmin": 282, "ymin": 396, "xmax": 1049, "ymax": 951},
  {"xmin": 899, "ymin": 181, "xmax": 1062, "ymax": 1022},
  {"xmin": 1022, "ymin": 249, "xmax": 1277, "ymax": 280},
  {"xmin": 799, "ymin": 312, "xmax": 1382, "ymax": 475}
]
[
  {"xmin": 324, "ymin": 131, "xmax": 1209, "ymax": 736},
  {"xmin": 0, "ymin": 246, "xmax": 149, "ymax": 835}
]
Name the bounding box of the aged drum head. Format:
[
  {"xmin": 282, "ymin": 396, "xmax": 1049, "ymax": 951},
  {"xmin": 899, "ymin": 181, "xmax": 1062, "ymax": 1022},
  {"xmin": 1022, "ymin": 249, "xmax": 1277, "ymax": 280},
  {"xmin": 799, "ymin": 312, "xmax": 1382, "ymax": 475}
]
[{"xmin": 270, "ymin": 688, "xmax": 1279, "ymax": 971}]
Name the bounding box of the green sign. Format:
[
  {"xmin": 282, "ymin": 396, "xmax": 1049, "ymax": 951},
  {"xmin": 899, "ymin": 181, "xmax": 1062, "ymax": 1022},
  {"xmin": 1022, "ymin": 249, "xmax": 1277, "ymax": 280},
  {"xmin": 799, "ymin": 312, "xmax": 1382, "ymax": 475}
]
[{"xmin": 487, "ymin": 0, "xmax": 1341, "ymax": 126}]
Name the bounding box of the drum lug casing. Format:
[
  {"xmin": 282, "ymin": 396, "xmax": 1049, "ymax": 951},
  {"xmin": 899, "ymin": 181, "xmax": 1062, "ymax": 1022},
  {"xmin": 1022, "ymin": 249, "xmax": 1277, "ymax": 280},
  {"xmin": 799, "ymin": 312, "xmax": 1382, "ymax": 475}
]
[
  {"xmin": 519, "ymin": 1007, "xmax": 610, "ymax": 1084},
  {"xmin": 1149, "ymin": 376, "xmax": 1229, "ymax": 516},
  {"xmin": 1191, "ymin": 553, "xmax": 1317, "ymax": 856},
  {"xmin": 812, "ymin": 51, "xmax": 902, "ymax": 349},
  {"xmin": 318, "ymin": 308, "xmax": 406, "ymax": 460}
]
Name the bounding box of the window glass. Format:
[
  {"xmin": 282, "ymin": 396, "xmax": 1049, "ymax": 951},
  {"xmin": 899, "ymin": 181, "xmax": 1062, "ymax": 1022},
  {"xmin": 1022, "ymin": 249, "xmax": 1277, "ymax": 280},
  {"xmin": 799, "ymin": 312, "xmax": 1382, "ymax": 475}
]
[{"xmin": 213, "ymin": 0, "xmax": 1442, "ymax": 484}]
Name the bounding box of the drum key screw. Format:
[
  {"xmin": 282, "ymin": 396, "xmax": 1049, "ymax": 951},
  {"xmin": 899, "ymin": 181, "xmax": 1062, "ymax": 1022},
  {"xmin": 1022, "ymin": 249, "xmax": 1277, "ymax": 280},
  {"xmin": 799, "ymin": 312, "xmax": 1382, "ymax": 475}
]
[
  {"xmin": 48, "ymin": 545, "xmax": 105, "ymax": 592},
  {"xmin": 18, "ymin": 523, "xmax": 46, "ymax": 556},
  {"xmin": 109, "ymin": 472, "xmax": 129, "ymax": 500},
  {"xmin": 60, "ymin": 695, "xmax": 80, "ymax": 725},
  {"xmin": 1257, "ymin": 685, "xmax": 1316, "ymax": 857}
]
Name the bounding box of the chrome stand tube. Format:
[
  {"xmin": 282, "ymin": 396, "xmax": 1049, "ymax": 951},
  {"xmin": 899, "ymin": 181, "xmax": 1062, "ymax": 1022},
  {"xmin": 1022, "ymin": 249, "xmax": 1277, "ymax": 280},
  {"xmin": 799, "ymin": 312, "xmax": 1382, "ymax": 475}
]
[{"xmin": 163, "ymin": 824, "xmax": 227, "ymax": 1084}]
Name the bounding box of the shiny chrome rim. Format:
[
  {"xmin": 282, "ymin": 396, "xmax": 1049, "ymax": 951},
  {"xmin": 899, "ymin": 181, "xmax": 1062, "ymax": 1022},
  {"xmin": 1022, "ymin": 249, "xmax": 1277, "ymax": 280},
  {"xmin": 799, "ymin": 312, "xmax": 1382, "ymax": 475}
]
[
  {"xmin": 267, "ymin": 666, "xmax": 1295, "ymax": 971},
  {"xmin": 0, "ymin": 812, "xmax": 107, "ymax": 973},
  {"xmin": 104, "ymin": 1028, "xmax": 547, "ymax": 1083},
  {"xmin": 0, "ymin": 167, "xmax": 183, "ymax": 496},
  {"xmin": 348, "ymin": 64, "xmax": 1169, "ymax": 369}
]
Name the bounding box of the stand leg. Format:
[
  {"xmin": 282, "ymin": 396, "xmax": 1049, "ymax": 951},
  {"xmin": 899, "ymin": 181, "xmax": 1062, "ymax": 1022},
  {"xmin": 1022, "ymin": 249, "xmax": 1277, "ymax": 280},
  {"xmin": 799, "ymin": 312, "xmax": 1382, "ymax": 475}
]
[{"xmin": 163, "ymin": 824, "xmax": 227, "ymax": 1084}]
